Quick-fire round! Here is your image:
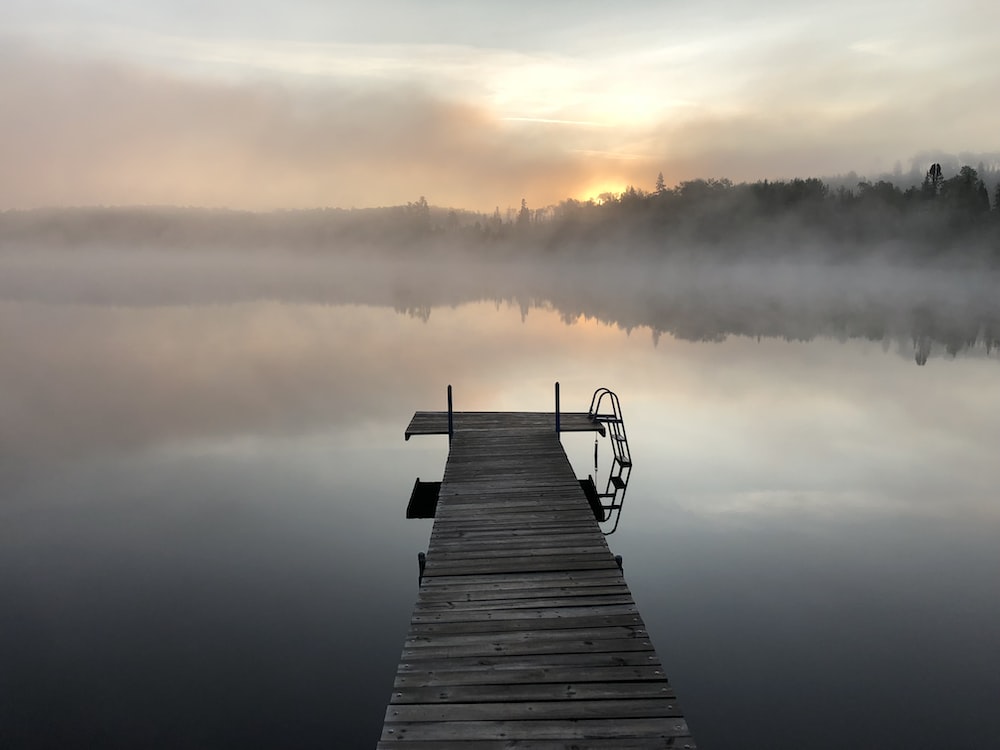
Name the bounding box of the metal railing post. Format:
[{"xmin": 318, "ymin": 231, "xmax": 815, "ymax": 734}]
[
  {"xmin": 447, "ymin": 384, "xmax": 454, "ymax": 446},
  {"xmin": 555, "ymin": 381, "xmax": 561, "ymax": 437}
]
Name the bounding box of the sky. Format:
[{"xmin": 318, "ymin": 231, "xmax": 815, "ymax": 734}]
[{"xmin": 2, "ymin": 0, "xmax": 998, "ymax": 211}]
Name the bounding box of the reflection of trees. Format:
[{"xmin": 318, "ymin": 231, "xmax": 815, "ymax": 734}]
[
  {"xmin": 262, "ymin": 256, "xmax": 1000, "ymax": 366},
  {"xmin": 2, "ymin": 242, "xmax": 998, "ymax": 365},
  {"xmin": 403, "ymin": 261, "xmax": 1000, "ymax": 367}
]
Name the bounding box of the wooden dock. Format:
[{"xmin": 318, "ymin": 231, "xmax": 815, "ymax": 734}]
[
  {"xmin": 380, "ymin": 410, "xmax": 695, "ymax": 748},
  {"xmin": 405, "ymin": 411, "xmax": 606, "ymax": 439}
]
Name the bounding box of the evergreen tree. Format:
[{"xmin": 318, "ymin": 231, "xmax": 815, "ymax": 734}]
[
  {"xmin": 516, "ymin": 198, "xmax": 531, "ymax": 228},
  {"xmin": 921, "ymin": 163, "xmax": 943, "ymax": 199},
  {"xmin": 406, "ymin": 196, "xmax": 431, "ymax": 232},
  {"xmin": 941, "ymin": 166, "xmax": 989, "ymax": 214}
]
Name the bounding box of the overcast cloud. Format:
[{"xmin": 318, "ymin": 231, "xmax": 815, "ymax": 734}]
[{"xmin": 2, "ymin": 1, "xmax": 998, "ymax": 209}]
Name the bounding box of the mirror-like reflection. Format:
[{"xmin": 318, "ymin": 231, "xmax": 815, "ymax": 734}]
[
  {"xmin": 2, "ymin": 249, "xmax": 999, "ymax": 364},
  {"xmin": 2, "ymin": 253, "xmax": 998, "ymax": 748}
]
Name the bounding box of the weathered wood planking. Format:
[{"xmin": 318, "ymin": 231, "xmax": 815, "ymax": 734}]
[
  {"xmin": 382, "ymin": 414, "xmax": 696, "ymax": 748},
  {"xmin": 405, "ymin": 411, "xmax": 606, "ymax": 439}
]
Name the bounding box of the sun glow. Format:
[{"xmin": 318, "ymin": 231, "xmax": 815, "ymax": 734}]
[{"xmin": 575, "ymin": 181, "xmax": 626, "ymax": 204}]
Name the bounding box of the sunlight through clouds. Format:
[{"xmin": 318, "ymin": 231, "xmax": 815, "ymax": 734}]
[{"xmin": 1, "ymin": 0, "xmax": 998, "ymax": 209}]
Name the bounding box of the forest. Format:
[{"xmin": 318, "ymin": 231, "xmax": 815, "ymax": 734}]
[{"xmin": 2, "ymin": 163, "xmax": 999, "ymax": 264}]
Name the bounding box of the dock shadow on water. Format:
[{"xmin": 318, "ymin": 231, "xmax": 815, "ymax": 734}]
[{"xmin": 1, "ymin": 245, "xmax": 999, "ymax": 748}]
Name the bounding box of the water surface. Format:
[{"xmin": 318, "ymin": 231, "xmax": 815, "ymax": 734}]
[{"xmin": 1, "ymin": 256, "xmax": 998, "ymax": 749}]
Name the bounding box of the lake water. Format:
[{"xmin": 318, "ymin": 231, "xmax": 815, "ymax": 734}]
[{"xmin": 2, "ymin": 253, "xmax": 999, "ymax": 748}]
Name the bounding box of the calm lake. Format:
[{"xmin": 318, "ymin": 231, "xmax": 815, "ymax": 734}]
[{"xmin": 1, "ymin": 252, "xmax": 998, "ymax": 748}]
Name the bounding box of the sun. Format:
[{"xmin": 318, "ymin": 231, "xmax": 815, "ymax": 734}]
[{"xmin": 575, "ymin": 181, "xmax": 626, "ymax": 204}]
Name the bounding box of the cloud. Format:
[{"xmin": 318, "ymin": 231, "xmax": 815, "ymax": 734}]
[
  {"xmin": 0, "ymin": 43, "xmax": 609, "ymax": 210},
  {"xmin": 3, "ymin": 8, "xmax": 1000, "ymax": 213}
]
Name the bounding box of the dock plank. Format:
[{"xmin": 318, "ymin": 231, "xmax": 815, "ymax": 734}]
[
  {"xmin": 380, "ymin": 717, "xmax": 691, "ymax": 741},
  {"xmin": 378, "ymin": 740, "xmax": 692, "ymax": 750},
  {"xmin": 404, "ymin": 625, "xmax": 646, "ymax": 647},
  {"xmin": 385, "ymin": 699, "xmax": 683, "ymax": 722},
  {"xmin": 392, "ymin": 682, "xmax": 676, "ymax": 704},
  {"xmin": 394, "ymin": 665, "xmax": 670, "ymax": 688}
]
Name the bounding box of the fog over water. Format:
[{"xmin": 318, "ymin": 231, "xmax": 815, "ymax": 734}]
[
  {"xmin": 2, "ymin": 243, "xmax": 998, "ymax": 748},
  {"xmin": 3, "ymin": 247, "xmax": 999, "ymax": 357}
]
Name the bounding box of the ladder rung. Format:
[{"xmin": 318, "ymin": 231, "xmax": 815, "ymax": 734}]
[
  {"xmin": 611, "ymin": 476, "xmax": 626, "ymax": 489},
  {"xmin": 616, "ymin": 458, "xmax": 632, "ymax": 467}
]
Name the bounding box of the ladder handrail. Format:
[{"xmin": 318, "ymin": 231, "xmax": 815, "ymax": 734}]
[
  {"xmin": 589, "ymin": 388, "xmax": 631, "ymax": 468},
  {"xmin": 588, "ymin": 387, "xmax": 632, "ymax": 535}
]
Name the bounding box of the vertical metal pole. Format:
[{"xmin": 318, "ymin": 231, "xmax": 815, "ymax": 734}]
[
  {"xmin": 447, "ymin": 384, "xmax": 454, "ymax": 446},
  {"xmin": 554, "ymin": 381, "xmax": 561, "ymax": 437}
]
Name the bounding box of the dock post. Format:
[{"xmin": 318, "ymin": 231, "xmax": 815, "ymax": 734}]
[
  {"xmin": 447, "ymin": 384, "xmax": 454, "ymax": 446},
  {"xmin": 555, "ymin": 381, "xmax": 561, "ymax": 437}
]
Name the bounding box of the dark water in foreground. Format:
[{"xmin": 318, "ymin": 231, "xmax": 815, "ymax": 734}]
[{"xmin": 2, "ymin": 278, "xmax": 999, "ymax": 748}]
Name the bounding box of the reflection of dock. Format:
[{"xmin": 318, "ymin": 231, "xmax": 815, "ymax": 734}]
[{"xmin": 380, "ymin": 395, "xmax": 695, "ymax": 747}]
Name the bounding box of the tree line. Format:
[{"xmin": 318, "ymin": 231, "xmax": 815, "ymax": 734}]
[
  {"xmin": 480, "ymin": 163, "xmax": 1000, "ymax": 263},
  {"xmin": 2, "ymin": 164, "xmax": 999, "ymax": 263}
]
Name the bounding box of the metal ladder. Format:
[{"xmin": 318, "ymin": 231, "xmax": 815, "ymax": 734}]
[{"xmin": 588, "ymin": 387, "xmax": 631, "ymax": 535}]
